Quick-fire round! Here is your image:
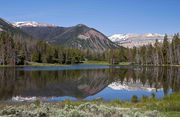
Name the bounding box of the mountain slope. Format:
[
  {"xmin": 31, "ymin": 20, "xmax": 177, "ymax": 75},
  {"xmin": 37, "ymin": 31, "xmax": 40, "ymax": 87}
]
[
  {"xmin": 0, "ymin": 18, "xmax": 31, "ymax": 38},
  {"xmin": 14, "ymin": 22, "xmax": 119, "ymax": 51}
]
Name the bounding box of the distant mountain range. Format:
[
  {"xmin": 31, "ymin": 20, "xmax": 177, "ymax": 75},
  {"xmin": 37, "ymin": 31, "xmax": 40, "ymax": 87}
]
[
  {"xmin": 109, "ymin": 33, "xmax": 173, "ymax": 48},
  {"xmin": 1, "ymin": 17, "xmax": 174, "ymax": 50}
]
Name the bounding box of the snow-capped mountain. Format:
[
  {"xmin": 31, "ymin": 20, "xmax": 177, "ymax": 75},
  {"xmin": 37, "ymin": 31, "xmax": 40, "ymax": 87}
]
[
  {"xmin": 109, "ymin": 33, "xmax": 172, "ymax": 48},
  {"xmin": 13, "ymin": 21, "xmax": 57, "ymax": 27},
  {"xmin": 0, "ymin": 18, "xmax": 31, "ymax": 38}
]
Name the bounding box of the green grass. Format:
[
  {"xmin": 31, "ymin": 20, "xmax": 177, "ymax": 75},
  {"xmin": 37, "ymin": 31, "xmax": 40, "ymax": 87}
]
[
  {"xmin": 83, "ymin": 60, "xmax": 132, "ymax": 66},
  {"xmin": 1, "ymin": 60, "xmax": 180, "ymax": 67},
  {"xmin": 59, "ymin": 93, "xmax": 180, "ymax": 110},
  {"xmin": 0, "ymin": 101, "xmax": 164, "ymax": 117},
  {"xmin": 0, "ymin": 65, "xmax": 16, "ymax": 67},
  {"xmin": 0, "ymin": 62, "xmax": 66, "ymax": 67},
  {"xmin": 118, "ymin": 62, "xmax": 132, "ymax": 65},
  {"xmin": 137, "ymin": 64, "xmax": 180, "ymax": 67},
  {"xmin": 164, "ymin": 112, "xmax": 180, "ymax": 117},
  {"xmin": 83, "ymin": 60, "xmax": 110, "ymax": 65},
  {"xmin": 59, "ymin": 93, "xmax": 180, "ymax": 116},
  {"xmin": 0, "ymin": 60, "xmax": 110, "ymax": 67},
  {"xmin": 26, "ymin": 61, "xmax": 66, "ymax": 66}
]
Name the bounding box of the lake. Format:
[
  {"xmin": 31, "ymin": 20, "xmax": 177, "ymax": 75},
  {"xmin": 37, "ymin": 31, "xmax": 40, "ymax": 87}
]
[{"xmin": 0, "ymin": 64, "xmax": 179, "ymax": 102}]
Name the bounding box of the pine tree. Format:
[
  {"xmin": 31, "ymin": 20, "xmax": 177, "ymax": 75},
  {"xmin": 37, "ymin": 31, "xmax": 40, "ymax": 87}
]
[{"xmin": 162, "ymin": 34, "xmax": 169, "ymax": 65}]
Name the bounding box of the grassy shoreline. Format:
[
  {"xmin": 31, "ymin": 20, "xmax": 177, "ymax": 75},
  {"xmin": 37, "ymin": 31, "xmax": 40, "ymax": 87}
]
[
  {"xmin": 0, "ymin": 62, "xmax": 66, "ymax": 67},
  {"xmin": 0, "ymin": 60, "xmax": 180, "ymax": 68},
  {"xmin": 0, "ymin": 102, "xmax": 163, "ymax": 117},
  {"xmin": 0, "ymin": 60, "xmax": 179, "ymax": 67},
  {"xmin": 0, "ymin": 94, "xmax": 180, "ymax": 117}
]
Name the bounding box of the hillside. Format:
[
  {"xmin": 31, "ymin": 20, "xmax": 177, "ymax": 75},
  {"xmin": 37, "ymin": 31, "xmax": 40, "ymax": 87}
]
[{"xmin": 14, "ymin": 22, "xmax": 119, "ymax": 51}]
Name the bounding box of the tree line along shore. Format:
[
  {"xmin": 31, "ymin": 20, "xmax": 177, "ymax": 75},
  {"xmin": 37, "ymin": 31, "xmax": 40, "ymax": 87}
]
[{"xmin": 0, "ymin": 32, "xmax": 180, "ymax": 66}]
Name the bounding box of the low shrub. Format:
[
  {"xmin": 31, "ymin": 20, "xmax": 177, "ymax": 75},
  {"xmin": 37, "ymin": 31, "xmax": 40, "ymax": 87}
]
[{"xmin": 131, "ymin": 95, "xmax": 138, "ymax": 103}]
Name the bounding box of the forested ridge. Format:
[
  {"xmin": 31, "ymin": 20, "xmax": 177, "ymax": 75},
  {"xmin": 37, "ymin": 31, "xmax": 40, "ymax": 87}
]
[
  {"xmin": 0, "ymin": 31, "xmax": 123, "ymax": 65},
  {"xmin": 0, "ymin": 32, "xmax": 85, "ymax": 65},
  {"xmin": 0, "ymin": 31, "xmax": 180, "ymax": 66},
  {"xmin": 131, "ymin": 34, "xmax": 180, "ymax": 65}
]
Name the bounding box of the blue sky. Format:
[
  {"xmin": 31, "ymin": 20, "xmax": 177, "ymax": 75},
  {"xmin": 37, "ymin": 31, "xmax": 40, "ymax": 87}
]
[{"xmin": 0, "ymin": 0, "xmax": 180, "ymax": 35}]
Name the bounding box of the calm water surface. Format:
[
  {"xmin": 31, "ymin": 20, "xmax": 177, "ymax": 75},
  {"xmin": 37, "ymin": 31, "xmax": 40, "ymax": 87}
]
[{"xmin": 0, "ymin": 64, "xmax": 179, "ymax": 102}]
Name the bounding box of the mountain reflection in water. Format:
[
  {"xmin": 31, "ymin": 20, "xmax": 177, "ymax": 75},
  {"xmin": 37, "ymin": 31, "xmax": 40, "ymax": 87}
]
[{"xmin": 0, "ymin": 65, "xmax": 179, "ymax": 102}]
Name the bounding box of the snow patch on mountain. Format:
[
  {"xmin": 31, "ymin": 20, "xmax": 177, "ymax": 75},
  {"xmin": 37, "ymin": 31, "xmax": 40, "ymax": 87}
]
[
  {"xmin": 13, "ymin": 21, "xmax": 57, "ymax": 27},
  {"xmin": 144, "ymin": 33, "xmax": 164, "ymax": 37},
  {"xmin": 78, "ymin": 34, "xmax": 89, "ymax": 40},
  {"xmin": 109, "ymin": 34, "xmax": 130, "ymax": 42},
  {"xmin": 108, "ymin": 33, "xmax": 169, "ymax": 48},
  {"xmin": 0, "ymin": 27, "xmax": 3, "ymax": 32},
  {"xmin": 109, "ymin": 33, "xmax": 164, "ymax": 41},
  {"xmin": 0, "ymin": 24, "xmax": 3, "ymax": 31}
]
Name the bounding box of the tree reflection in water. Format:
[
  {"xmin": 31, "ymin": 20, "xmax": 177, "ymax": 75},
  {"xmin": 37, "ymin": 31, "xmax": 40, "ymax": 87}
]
[{"xmin": 0, "ymin": 66, "xmax": 179, "ymax": 101}]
